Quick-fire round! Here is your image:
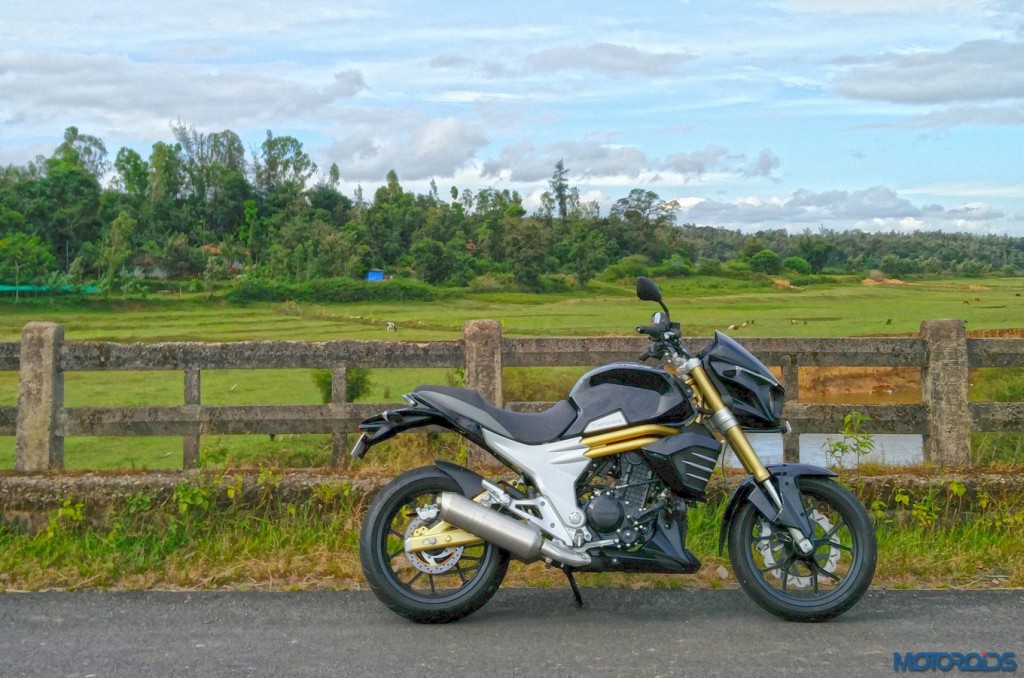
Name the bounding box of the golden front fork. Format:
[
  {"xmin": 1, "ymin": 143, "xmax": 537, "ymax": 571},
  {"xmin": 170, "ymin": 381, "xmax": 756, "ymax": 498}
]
[{"xmin": 687, "ymin": 363, "xmax": 771, "ymax": 483}]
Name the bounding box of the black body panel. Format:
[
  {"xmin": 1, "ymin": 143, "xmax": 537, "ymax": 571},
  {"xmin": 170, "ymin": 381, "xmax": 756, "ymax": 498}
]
[
  {"xmin": 562, "ymin": 363, "xmax": 694, "ymax": 437},
  {"xmin": 640, "ymin": 425, "xmax": 723, "ymax": 500},
  {"xmin": 699, "ymin": 331, "xmax": 784, "ymax": 429},
  {"xmin": 577, "ymin": 516, "xmax": 701, "ymax": 574}
]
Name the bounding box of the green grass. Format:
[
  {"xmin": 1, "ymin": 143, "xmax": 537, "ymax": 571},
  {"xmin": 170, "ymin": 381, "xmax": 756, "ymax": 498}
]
[
  {"xmin": 1, "ymin": 471, "xmax": 1020, "ymax": 591},
  {"xmin": 3, "ymin": 275, "xmax": 1024, "ymax": 342},
  {"xmin": 2, "ymin": 275, "xmax": 1023, "ymax": 470}
]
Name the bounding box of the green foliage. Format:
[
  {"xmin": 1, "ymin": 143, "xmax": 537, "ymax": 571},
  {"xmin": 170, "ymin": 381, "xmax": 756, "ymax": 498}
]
[
  {"xmin": 1, "ymin": 127, "xmax": 1023, "ymax": 296},
  {"xmin": 226, "ymin": 276, "xmax": 438, "ymax": 304},
  {"xmin": 823, "ymin": 411, "xmax": 875, "ymax": 472},
  {"xmin": 602, "ymin": 254, "xmax": 649, "ymax": 282},
  {"xmin": 0, "ymin": 231, "xmax": 57, "ymax": 288},
  {"xmin": 749, "ymin": 248, "xmax": 781, "ymax": 274},
  {"xmin": 311, "ymin": 368, "xmax": 372, "ymax": 403},
  {"xmin": 782, "ymin": 255, "xmax": 812, "ymax": 275}
]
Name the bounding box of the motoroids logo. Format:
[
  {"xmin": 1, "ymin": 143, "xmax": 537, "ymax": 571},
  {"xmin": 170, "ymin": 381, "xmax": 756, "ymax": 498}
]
[{"xmin": 893, "ymin": 652, "xmax": 1017, "ymax": 672}]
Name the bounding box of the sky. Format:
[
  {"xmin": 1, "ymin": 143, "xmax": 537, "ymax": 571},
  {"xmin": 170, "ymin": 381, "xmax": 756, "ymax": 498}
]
[{"xmin": 1, "ymin": 0, "xmax": 1022, "ymax": 235}]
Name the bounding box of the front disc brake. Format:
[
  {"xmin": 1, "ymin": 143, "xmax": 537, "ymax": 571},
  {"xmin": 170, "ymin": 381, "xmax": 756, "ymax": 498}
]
[{"xmin": 755, "ymin": 509, "xmax": 841, "ymax": 589}]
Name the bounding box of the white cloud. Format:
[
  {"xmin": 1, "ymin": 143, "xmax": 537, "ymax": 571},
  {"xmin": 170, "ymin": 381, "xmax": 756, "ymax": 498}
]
[
  {"xmin": 671, "ymin": 186, "xmax": 1009, "ymax": 232},
  {"xmin": 833, "ymin": 40, "xmax": 1024, "ymax": 104},
  {"xmin": 481, "ymin": 140, "xmax": 650, "ymax": 182},
  {"xmin": 0, "ymin": 51, "xmax": 366, "ymax": 139},
  {"xmin": 525, "ymin": 43, "xmax": 694, "ymax": 78},
  {"xmin": 326, "ymin": 115, "xmax": 487, "ymax": 181},
  {"xmin": 743, "ymin": 149, "xmax": 781, "ymax": 178},
  {"xmin": 887, "ymin": 103, "xmax": 1024, "ymax": 128}
]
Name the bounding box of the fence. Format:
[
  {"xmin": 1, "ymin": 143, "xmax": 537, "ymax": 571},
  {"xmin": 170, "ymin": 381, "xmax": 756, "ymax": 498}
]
[{"xmin": 2, "ymin": 319, "xmax": 1023, "ymax": 472}]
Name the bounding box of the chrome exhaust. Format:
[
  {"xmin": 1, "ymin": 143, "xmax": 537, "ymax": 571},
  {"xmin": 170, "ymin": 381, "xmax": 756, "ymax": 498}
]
[{"xmin": 438, "ymin": 492, "xmax": 590, "ymax": 568}]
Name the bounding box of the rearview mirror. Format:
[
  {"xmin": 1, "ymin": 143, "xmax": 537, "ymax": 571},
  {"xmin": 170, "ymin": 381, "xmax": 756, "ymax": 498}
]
[{"xmin": 636, "ymin": 276, "xmax": 662, "ymax": 303}]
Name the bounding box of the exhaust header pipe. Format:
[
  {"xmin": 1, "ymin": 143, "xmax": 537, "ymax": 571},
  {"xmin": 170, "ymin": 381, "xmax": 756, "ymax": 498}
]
[{"xmin": 438, "ymin": 492, "xmax": 590, "ymax": 568}]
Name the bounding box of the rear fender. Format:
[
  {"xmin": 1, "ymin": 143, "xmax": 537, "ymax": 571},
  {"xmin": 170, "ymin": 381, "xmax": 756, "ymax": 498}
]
[
  {"xmin": 349, "ymin": 405, "xmax": 448, "ymax": 459},
  {"xmin": 433, "ymin": 460, "xmax": 488, "ymax": 498},
  {"xmin": 717, "ymin": 463, "xmax": 838, "ymax": 554}
]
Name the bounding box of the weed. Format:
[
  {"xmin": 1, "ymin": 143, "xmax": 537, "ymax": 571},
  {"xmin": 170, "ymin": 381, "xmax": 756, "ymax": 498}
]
[{"xmin": 822, "ymin": 411, "xmax": 875, "ymax": 473}]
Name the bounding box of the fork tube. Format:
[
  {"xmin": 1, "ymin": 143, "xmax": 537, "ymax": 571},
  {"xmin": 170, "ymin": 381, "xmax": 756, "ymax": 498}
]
[{"xmin": 688, "ymin": 364, "xmax": 771, "ymax": 483}]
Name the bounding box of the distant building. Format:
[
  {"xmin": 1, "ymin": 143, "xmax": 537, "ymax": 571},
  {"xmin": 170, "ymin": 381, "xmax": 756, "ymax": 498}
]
[{"xmin": 366, "ymin": 269, "xmax": 385, "ymax": 282}]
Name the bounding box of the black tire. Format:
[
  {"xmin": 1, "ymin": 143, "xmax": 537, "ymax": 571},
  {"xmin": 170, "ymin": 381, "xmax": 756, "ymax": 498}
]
[
  {"xmin": 359, "ymin": 466, "xmax": 509, "ymax": 623},
  {"xmin": 728, "ymin": 476, "xmax": 876, "ymax": 622}
]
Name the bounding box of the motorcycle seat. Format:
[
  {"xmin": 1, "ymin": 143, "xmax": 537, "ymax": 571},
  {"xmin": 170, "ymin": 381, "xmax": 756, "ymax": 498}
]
[{"xmin": 413, "ymin": 385, "xmax": 578, "ymax": 444}]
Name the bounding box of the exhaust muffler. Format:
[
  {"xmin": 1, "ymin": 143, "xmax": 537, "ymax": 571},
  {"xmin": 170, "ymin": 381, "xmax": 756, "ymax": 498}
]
[{"xmin": 438, "ymin": 492, "xmax": 590, "ymax": 568}]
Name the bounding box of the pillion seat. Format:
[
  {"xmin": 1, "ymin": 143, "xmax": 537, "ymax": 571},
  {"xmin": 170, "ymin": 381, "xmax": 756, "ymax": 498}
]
[{"xmin": 413, "ymin": 385, "xmax": 578, "ymax": 444}]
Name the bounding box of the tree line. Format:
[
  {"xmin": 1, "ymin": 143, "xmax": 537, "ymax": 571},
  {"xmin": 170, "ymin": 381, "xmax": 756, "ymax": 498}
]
[{"xmin": 1, "ymin": 125, "xmax": 1021, "ymax": 296}]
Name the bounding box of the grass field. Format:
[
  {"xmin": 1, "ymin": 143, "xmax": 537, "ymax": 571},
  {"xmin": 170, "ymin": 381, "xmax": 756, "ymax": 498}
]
[{"xmin": 2, "ymin": 275, "xmax": 1023, "ymax": 470}]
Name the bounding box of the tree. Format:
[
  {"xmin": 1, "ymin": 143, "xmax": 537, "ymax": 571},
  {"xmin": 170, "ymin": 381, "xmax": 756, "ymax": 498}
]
[
  {"xmin": 782, "ymin": 255, "xmax": 812, "ymax": 275},
  {"xmin": 611, "ymin": 189, "xmax": 677, "ymax": 260},
  {"xmin": 567, "ymin": 221, "xmax": 610, "ymax": 287},
  {"xmin": 411, "ymin": 238, "xmax": 455, "ymax": 285},
  {"xmin": 749, "ymin": 248, "xmax": 781, "ymax": 274},
  {"xmin": 96, "ymin": 210, "xmax": 138, "ymax": 290},
  {"xmin": 30, "ymin": 159, "xmax": 102, "ymax": 268},
  {"xmin": 549, "ymin": 159, "xmax": 570, "ymax": 223},
  {"xmin": 253, "ymin": 130, "xmax": 316, "ymax": 206},
  {"xmin": 113, "ymin": 147, "xmax": 149, "ymax": 200},
  {"xmin": 505, "ymin": 218, "xmax": 548, "ymax": 291},
  {"xmin": 55, "ymin": 126, "xmax": 110, "ymax": 179},
  {"xmin": 0, "ymin": 232, "xmax": 56, "ymax": 299},
  {"xmin": 795, "ymin": 233, "xmax": 835, "ymax": 273},
  {"xmin": 365, "ymin": 170, "xmax": 421, "ymax": 267}
]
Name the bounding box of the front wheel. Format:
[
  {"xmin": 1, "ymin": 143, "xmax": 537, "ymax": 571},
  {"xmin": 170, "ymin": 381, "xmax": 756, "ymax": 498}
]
[
  {"xmin": 728, "ymin": 476, "xmax": 876, "ymax": 622},
  {"xmin": 360, "ymin": 466, "xmax": 509, "ymax": 623}
]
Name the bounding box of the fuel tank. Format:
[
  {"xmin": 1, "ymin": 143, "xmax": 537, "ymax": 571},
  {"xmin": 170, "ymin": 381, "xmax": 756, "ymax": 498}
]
[{"xmin": 561, "ymin": 363, "xmax": 695, "ymax": 438}]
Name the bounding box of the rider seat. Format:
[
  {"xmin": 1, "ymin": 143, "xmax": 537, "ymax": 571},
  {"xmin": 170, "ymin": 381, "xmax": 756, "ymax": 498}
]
[{"xmin": 413, "ymin": 385, "xmax": 578, "ymax": 444}]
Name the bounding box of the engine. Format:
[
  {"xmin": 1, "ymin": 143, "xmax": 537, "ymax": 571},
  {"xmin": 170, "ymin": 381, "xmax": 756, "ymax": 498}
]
[{"xmin": 580, "ymin": 452, "xmax": 661, "ymax": 547}]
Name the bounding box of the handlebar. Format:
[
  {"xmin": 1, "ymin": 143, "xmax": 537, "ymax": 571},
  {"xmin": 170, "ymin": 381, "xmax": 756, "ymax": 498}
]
[
  {"xmin": 636, "ymin": 323, "xmax": 692, "ymax": 362},
  {"xmin": 636, "ymin": 324, "xmax": 664, "ymax": 338}
]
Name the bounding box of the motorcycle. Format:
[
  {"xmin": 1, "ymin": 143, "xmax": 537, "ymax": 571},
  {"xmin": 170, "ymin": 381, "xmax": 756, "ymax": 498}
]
[{"xmin": 351, "ymin": 276, "xmax": 876, "ymax": 623}]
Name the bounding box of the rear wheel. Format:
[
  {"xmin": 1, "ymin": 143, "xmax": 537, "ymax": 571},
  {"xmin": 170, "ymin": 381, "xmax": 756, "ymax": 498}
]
[
  {"xmin": 360, "ymin": 466, "xmax": 509, "ymax": 623},
  {"xmin": 728, "ymin": 476, "xmax": 876, "ymax": 622}
]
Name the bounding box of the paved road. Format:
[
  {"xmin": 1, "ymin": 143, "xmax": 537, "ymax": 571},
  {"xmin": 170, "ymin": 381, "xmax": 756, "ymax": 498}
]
[{"xmin": 1, "ymin": 589, "xmax": 1020, "ymax": 677}]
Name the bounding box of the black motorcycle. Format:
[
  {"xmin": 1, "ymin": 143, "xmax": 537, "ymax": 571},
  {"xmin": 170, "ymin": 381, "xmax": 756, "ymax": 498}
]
[{"xmin": 352, "ymin": 276, "xmax": 876, "ymax": 623}]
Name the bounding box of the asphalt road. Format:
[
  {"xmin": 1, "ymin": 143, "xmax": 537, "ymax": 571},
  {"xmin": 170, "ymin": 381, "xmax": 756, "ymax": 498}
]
[{"xmin": 1, "ymin": 589, "xmax": 1020, "ymax": 677}]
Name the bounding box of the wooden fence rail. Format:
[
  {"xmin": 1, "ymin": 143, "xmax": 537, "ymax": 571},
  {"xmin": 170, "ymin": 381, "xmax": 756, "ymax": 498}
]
[{"xmin": 2, "ymin": 319, "xmax": 1023, "ymax": 471}]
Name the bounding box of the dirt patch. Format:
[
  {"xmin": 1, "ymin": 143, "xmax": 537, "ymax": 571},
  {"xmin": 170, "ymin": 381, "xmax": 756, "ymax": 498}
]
[
  {"xmin": 800, "ymin": 366, "xmax": 920, "ymax": 402},
  {"xmin": 861, "ymin": 276, "xmax": 908, "ymax": 286},
  {"xmin": 968, "ymin": 327, "xmax": 1024, "ymax": 338}
]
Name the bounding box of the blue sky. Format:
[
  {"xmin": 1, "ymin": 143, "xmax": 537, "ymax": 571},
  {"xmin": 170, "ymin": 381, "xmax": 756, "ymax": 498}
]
[{"xmin": 1, "ymin": 0, "xmax": 1022, "ymax": 234}]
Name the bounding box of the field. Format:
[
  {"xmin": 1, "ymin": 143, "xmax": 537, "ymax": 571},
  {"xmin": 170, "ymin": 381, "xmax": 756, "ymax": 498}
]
[{"xmin": 2, "ymin": 275, "xmax": 1023, "ymax": 470}]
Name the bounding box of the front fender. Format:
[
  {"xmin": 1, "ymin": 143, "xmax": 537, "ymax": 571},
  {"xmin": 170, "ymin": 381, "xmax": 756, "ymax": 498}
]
[{"xmin": 717, "ymin": 463, "xmax": 838, "ymax": 554}]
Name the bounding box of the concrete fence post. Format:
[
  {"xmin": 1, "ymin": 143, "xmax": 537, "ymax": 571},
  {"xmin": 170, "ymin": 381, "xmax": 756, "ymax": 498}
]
[
  {"xmin": 464, "ymin": 320, "xmax": 503, "ymax": 468},
  {"xmin": 920, "ymin": 319, "xmax": 971, "ymax": 466},
  {"xmin": 464, "ymin": 320, "xmax": 503, "ymax": 407},
  {"xmin": 780, "ymin": 357, "xmax": 800, "ymax": 463},
  {"xmin": 183, "ymin": 367, "xmax": 201, "ymax": 469},
  {"xmin": 330, "ymin": 366, "xmax": 348, "ymax": 468},
  {"xmin": 16, "ymin": 322, "xmax": 64, "ymax": 472}
]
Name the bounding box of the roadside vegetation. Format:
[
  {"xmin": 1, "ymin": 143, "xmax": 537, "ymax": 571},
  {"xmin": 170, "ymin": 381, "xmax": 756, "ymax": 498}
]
[{"xmin": 1, "ymin": 438, "xmax": 1021, "ymax": 592}]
